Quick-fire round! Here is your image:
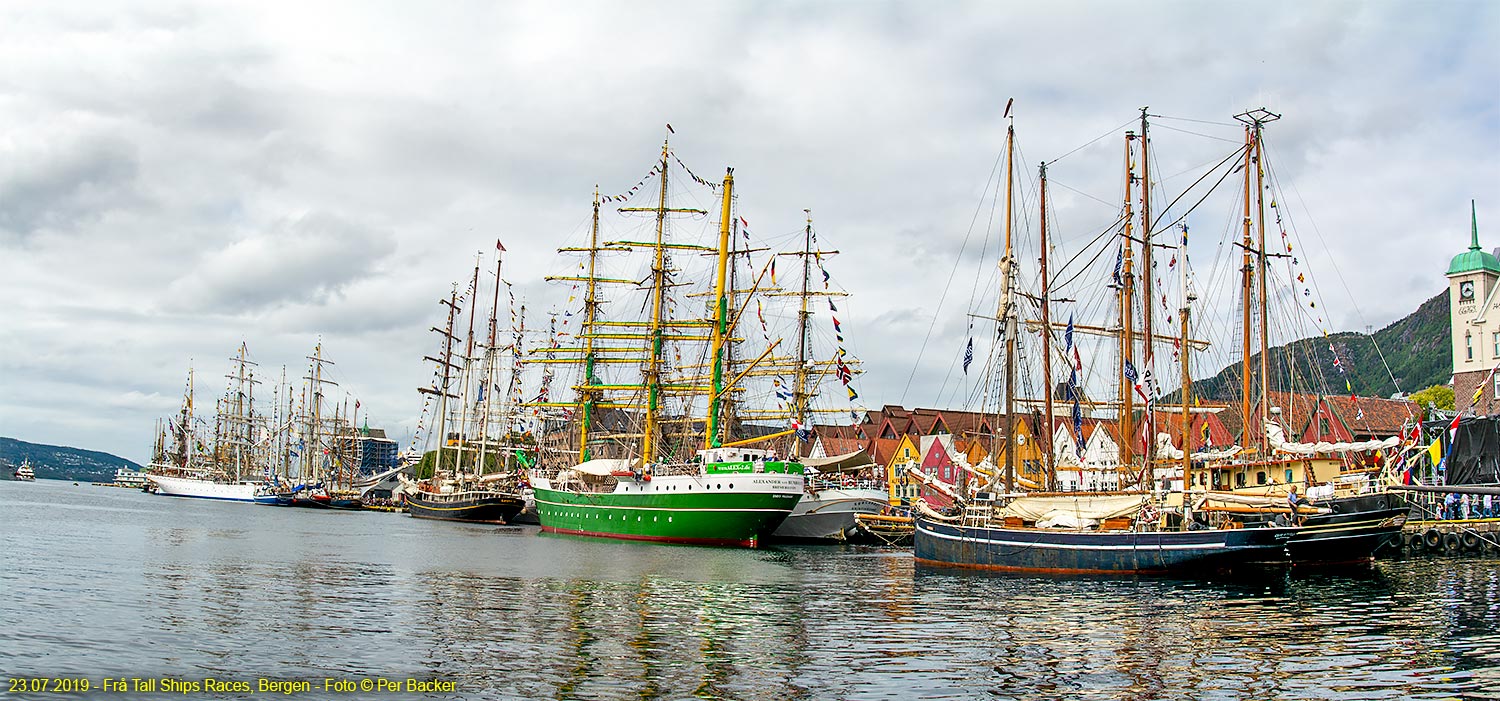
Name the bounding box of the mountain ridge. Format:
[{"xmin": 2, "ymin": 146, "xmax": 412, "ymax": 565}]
[{"xmin": 1, "ymin": 437, "xmax": 144, "ymax": 482}]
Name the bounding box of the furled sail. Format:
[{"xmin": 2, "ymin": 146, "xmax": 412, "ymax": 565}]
[
  {"xmin": 1153, "ymin": 432, "xmax": 1244, "ymax": 461},
  {"xmin": 1264, "ymin": 420, "xmax": 1399, "ymax": 455}
]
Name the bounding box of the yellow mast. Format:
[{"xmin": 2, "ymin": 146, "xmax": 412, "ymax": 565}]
[{"xmin": 705, "ymin": 168, "xmax": 735, "ymax": 449}]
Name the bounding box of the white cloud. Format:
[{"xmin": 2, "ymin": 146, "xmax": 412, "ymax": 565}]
[{"xmin": 0, "ymin": 0, "xmax": 1495, "ymax": 462}]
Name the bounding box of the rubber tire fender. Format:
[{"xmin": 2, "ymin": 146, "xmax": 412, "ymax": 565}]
[
  {"xmin": 1424, "ymin": 528, "xmax": 1443, "ymax": 549},
  {"xmin": 1442, "ymin": 532, "xmax": 1463, "ymax": 553},
  {"xmin": 1462, "ymin": 531, "xmax": 1481, "ymax": 551}
]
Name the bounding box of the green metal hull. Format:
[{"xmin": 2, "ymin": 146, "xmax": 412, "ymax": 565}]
[{"xmin": 533, "ymin": 469, "xmax": 803, "ymax": 548}]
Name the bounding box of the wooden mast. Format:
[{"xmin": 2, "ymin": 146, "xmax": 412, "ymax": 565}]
[
  {"xmin": 1178, "ymin": 224, "xmax": 1194, "ymax": 497},
  {"xmin": 1253, "ymin": 117, "xmax": 1274, "ymax": 456},
  {"xmin": 423, "ymin": 286, "xmax": 461, "ymax": 481},
  {"xmin": 457, "ymin": 255, "xmax": 481, "ymax": 478},
  {"xmin": 1237, "ymin": 123, "xmax": 1255, "ymax": 453},
  {"xmin": 1118, "ymin": 132, "xmax": 1137, "ymax": 470},
  {"xmin": 1001, "ymin": 115, "xmax": 1018, "ymax": 494},
  {"xmin": 1138, "ymin": 109, "xmax": 1154, "ymax": 480},
  {"xmin": 705, "ymin": 168, "xmax": 735, "ymax": 449},
  {"xmin": 1233, "ymin": 107, "xmax": 1281, "ymax": 454},
  {"xmin": 1039, "ymin": 161, "xmax": 1056, "ymax": 491},
  {"xmin": 478, "ymin": 250, "xmax": 503, "ymax": 475}
]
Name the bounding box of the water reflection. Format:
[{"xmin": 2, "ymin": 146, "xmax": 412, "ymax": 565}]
[{"xmin": 2, "ymin": 481, "xmax": 1497, "ymax": 700}]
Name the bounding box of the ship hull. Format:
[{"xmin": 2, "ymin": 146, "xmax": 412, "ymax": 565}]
[
  {"xmin": 771, "ymin": 488, "xmax": 890, "ymax": 540},
  {"xmin": 534, "ymin": 472, "xmax": 804, "ymax": 547},
  {"xmin": 1288, "ymin": 507, "xmax": 1407, "ymax": 565},
  {"xmin": 914, "ymin": 518, "xmax": 1294, "ymax": 575},
  {"xmin": 406, "ymin": 491, "xmax": 525, "ymax": 524},
  {"xmin": 145, "ymin": 474, "xmax": 258, "ymax": 502}
]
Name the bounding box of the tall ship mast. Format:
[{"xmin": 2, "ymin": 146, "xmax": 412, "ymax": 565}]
[
  {"xmin": 144, "ymin": 351, "xmax": 266, "ymax": 503},
  {"xmin": 404, "ymin": 248, "xmax": 527, "ymax": 524},
  {"xmin": 528, "ymin": 135, "xmax": 805, "ymax": 547}
]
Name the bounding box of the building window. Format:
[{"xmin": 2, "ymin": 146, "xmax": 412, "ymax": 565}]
[
  {"xmin": 1467, "ymin": 331, "xmax": 1474, "ymax": 361},
  {"xmin": 1256, "ymin": 471, "xmax": 1267, "ymax": 486},
  {"xmin": 1235, "ymin": 473, "xmax": 1247, "ymax": 488},
  {"xmin": 1493, "ymin": 332, "xmax": 1499, "ymax": 358},
  {"xmin": 1493, "ymin": 373, "xmax": 1500, "ymax": 398},
  {"xmin": 1285, "ymin": 469, "xmax": 1294, "ymax": 483}
]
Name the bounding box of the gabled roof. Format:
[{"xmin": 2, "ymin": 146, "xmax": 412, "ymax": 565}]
[{"xmin": 865, "ymin": 437, "xmax": 902, "ymax": 466}]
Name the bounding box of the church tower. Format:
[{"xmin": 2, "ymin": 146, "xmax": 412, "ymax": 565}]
[{"xmin": 1448, "ymin": 201, "xmax": 1500, "ymax": 414}]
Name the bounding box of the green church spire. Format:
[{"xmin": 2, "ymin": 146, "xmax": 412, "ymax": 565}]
[{"xmin": 1449, "ymin": 199, "xmax": 1500, "ymax": 276}]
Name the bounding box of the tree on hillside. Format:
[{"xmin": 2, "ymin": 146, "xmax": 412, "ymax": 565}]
[{"xmin": 1409, "ymin": 384, "xmax": 1455, "ymax": 411}]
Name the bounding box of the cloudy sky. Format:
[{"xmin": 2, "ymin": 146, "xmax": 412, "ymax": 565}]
[{"xmin": 2, "ymin": 1, "xmax": 1495, "ymax": 464}]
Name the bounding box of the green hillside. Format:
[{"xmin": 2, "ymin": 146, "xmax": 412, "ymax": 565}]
[
  {"xmin": 0, "ymin": 437, "xmax": 143, "ymax": 482},
  {"xmin": 1194, "ymin": 291, "xmax": 1450, "ymax": 399}
]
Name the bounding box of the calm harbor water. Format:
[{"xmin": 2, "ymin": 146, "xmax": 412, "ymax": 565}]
[{"xmin": 3, "ymin": 479, "xmax": 1498, "ymax": 700}]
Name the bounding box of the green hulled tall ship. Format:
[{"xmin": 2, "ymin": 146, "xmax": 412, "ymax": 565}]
[{"xmin": 528, "ymin": 137, "xmax": 805, "ymax": 547}]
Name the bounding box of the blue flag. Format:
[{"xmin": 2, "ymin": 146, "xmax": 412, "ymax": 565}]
[
  {"xmin": 963, "ymin": 338, "xmax": 974, "ymax": 374},
  {"xmin": 1111, "ymin": 245, "xmax": 1124, "ymax": 287}
]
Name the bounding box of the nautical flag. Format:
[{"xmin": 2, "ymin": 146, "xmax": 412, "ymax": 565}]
[
  {"xmin": 846, "ymin": 386, "xmax": 859, "ymax": 400},
  {"xmin": 1003, "ymin": 97, "xmax": 1013, "ymax": 119},
  {"xmin": 497, "ymin": 240, "xmax": 506, "ymax": 252},
  {"xmin": 666, "ymin": 123, "xmax": 674, "ymax": 134},
  {"xmin": 1140, "ymin": 367, "xmax": 1157, "ymax": 403},
  {"xmin": 1071, "ymin": 400, "xmax": 1083, "ymax": 457},
  {"xmin": 832, "ymin": 317, "xmax": 842, "ymax": 333},
  {"xmin": 822, "ymin": 269, "xmax": 830, "ymax": 287},
  {"xmin": 1064, "ymin": 315, "xmax": 1074, "ymax": 351},
  {"xmin": 1123, "ymin": 359, "xmax": 1139, "ymax": 385},
  {"xmin": 829, "ymin": 300, "xmax": 838, "ymax": 312},
  {"xmin": 963, "ymin": 338, "xmax": 974, "ymax": 374},
  {"xmin": 770, "ymin": 259, "xmax": 776, "ymax": 285},
  {"xmin": 1111, "ymin": 245, "xmax": 1124, "ymax": 287}
]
